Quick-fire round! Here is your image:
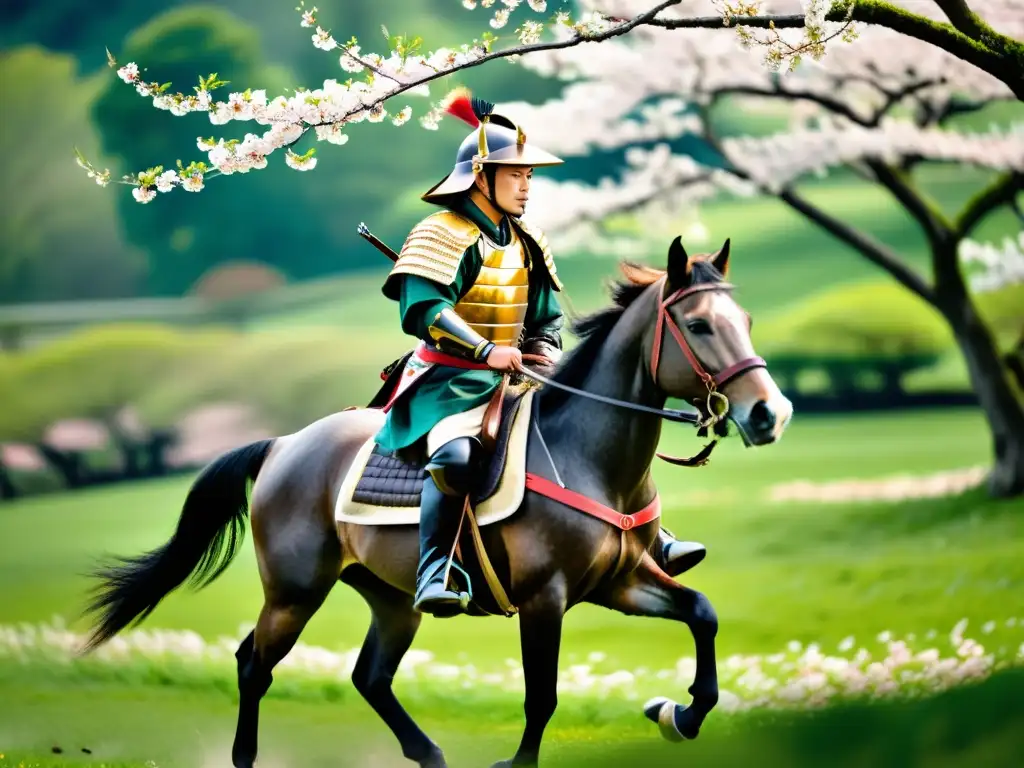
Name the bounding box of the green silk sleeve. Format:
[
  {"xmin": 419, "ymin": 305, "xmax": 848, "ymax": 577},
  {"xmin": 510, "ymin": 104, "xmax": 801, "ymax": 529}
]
[{"xmin": 524, "ymin": 270, "xmax": 564, "ymax": 349}]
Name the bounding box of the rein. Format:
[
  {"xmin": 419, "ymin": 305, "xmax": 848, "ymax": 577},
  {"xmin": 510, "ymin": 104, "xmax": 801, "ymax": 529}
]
[
  {"xmin": 516, "ymin": 278, "xmax": 767, "ymax": 468},
  {"xmin": 513, "ymin": 361, "xmax": 700, "ymax": 425}
]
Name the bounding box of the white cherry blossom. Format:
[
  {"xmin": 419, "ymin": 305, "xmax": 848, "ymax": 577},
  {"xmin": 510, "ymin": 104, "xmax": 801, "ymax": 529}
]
[
  {"xmin": 285, "ymin": 149, "xmax": 318, "ymax": 171},
  {"xmin": 116, "ymin": 62, "xmax": 139, "ymax": 83},
  {"xmin": 82, "ymin": 0, "xmax": 1021, "ymax": 206},
  {"xmin": 132, "ymin": 186, "xmax": 156, "ymax": 204},
  {"xmin": 501, "ymin": 0, "xmax": 1022, "ymax": 248},
  {"xmin": 154, "ymin": 170, "xmax": 178, "ymax": 192}
]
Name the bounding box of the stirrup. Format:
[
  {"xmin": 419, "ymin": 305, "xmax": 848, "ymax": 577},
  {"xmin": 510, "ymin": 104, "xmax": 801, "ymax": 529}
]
[{"xmin": 413, "ymin": 558, "xmax": 472, "ymax": 617}]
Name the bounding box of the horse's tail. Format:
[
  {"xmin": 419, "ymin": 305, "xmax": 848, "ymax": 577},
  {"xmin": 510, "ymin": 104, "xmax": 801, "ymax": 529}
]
[{"xmin": 81, "ymin": 438, "xmax": 276, "ymax": 652}]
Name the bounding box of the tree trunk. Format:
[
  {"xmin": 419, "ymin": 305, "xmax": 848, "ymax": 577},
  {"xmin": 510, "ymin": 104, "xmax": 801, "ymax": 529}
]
[
  {"xmin": 943, "ymin": 298, "xmax": 1024, "ymax": 498},
  {"xmin": 1006, "ymin": 336, "xmax": 1024, "ymax": 393},
  {"xmin": 34, "ymin": 443, "xmax": 88, "ymax": 489},
  {"xmin": 0, "ymin": 463, "xmax": 16, "ymax": 500}
]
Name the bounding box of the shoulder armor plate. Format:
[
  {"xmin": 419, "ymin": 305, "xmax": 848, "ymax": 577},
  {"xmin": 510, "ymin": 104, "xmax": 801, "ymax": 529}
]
[
  {"xmin": 513, "ymin": 217, "xmax": 562, "ymax": 291},
  {"xmin": 383, "ymin": 211, "xmax": 481, "ymax": 299}
]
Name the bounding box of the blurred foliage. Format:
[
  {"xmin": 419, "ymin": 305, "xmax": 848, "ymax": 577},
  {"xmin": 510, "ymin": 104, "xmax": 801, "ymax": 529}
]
[
  {"xmin": 6, "ymin": 280, "xmax": 1018, "ymax": 441},
  {"xmin": 135, "ymin": 327, "xmax": 372, "ymax": 433},
  {"xmin": 756, "ymin": 280, "xmax": 955, "ymax": 359},
  {"xmin": 0, "ymin": 324, "xmax": 230, "ymax": 441},
  {"xmin": 0, "ymin": 0, "xmax": 176, "ymax": 67},
  {"xmin": 757, "ymin": 278, "xmax": 1023, "ymax": 359},
  {"xmin": 755, "ymin": 279, "xmax": 1023, "ymax": 393},
  {"xmin": 0, "ymin": 321, "xmax": 388, "ymax": 441},
  {"xmin": 1, "ymin": 1, "xmax": 575, "ymax": 301},
  {"xmin": 90, "ymin": 6, "xmax": 326, "ymax": 295},
  {"xmin": 0, "ymin": 47, "xmax": 146, "ymax": 302}
]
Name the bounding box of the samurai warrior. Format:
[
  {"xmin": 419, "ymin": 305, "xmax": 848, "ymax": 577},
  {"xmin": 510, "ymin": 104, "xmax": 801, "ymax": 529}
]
[{"xmin": 374, "ymin": 90, "xmax": 707, "ymax": 618}]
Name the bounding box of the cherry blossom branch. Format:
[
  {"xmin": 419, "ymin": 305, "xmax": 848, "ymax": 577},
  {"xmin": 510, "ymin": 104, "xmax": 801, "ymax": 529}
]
[
  {"xmin": 865, "ymin": 161, "xmax": 956, "ymax": 248},
  {"xmin": 75, "ymin": 0, "xmax": 695, "ymax": 200},
  {"xmin": 777, "ymin": 187, "xmax": 937, "ymax": 302},
  {"xmin": 700, "ymin": 94, "xmax": 936, "ymax": 302},
  {"xmin": 649, "ymin": 2, "xmax": 1024, "ymax": 99},
  {"xmin": 714, "ymin": 76, "xmax": 941, "ymax": 130},
  {"xmin": 956, "ymin": 172, "xmax": 1024, "ymax": 237},
  {"xmin": 79, "ymin": 0, "xmax": 1023, "ymax": 204},
  {"xmin": 715, "ymin": 84, "xmax": 870, "ymax": 126},
  {"xmin": 932, "ymin": 0, "xmax": 1022, "ymax": 68}
]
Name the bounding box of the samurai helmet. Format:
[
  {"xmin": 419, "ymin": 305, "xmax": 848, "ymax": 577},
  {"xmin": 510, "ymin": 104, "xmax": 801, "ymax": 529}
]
[{"xmin": 421, "ymin": 87, "xmax": 563, "ymax": 205}]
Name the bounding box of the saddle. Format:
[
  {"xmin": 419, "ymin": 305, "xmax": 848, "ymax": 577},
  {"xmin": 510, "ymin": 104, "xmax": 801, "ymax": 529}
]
[
  {"xmin": 352, "ymin": 382, "xmax": 524, "ymax": 509},
  {"xmin": 337, "ymin": 384, "xmax": 535, "ymax": 618}
]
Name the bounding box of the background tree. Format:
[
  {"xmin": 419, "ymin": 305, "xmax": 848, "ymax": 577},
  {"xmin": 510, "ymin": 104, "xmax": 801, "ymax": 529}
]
[
  {"xmin": 90, "ymin": 6, "xmax": 329, "ymax": 295},
  {"xmin": 503, "ymin": 0, "xmax": 1024, "ymax": 497},
  {"xmin": 0, "ymin": 48, "xmax": 145, "ymax": 302},
  {"xmin": 73, "ymin": 0, "xmax": 1023, "ymax": 494}
]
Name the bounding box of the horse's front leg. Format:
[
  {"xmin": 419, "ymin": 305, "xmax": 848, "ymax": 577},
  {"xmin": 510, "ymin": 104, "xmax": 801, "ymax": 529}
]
[
  {"xmin": 588, "ymin": 552, "xmax": 719, "ymax": 741},
  {"xmin": 492, "ymin": 579, "xmax": 567, "ymax": 768}
]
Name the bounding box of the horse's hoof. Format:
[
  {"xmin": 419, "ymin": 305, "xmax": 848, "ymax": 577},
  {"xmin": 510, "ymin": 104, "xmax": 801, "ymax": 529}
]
[
  {"xmin": 419, "ymin": 754, "xmax": 448, "ymax": 768},
  {"xmin": 642, "ymin": 696, "xmax": 700, "ymax": 742}
]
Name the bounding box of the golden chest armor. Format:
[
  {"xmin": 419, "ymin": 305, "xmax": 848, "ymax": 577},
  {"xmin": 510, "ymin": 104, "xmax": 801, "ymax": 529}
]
[{"xmin": 452, "ymin": 228, "xmax": 530, "ymax": 347}]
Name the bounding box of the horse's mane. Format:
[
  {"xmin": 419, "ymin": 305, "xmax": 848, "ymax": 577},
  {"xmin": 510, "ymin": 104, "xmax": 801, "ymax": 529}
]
[{"xmin": 538, "ymin": 258, "xmax": 725, "ymax": 411}]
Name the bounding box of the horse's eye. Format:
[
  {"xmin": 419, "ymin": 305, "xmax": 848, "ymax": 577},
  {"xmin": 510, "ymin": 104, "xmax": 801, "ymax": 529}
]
[{"xmin": 686, "ymin": 319, "xmax": 713, "ymax": 335}]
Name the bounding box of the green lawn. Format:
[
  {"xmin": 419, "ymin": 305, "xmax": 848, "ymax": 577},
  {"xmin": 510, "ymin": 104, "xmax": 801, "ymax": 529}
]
[
  {"xmin": 2, "ymin": 408, "xmax": 1021, "ymax": 671},
  {"xmin": 2, "ymin": 668, "xmax": 1023, "ymax": 767},
  {"xmin": 2, "ymin": 409, "xmax": 1023, "ymax": 767}
]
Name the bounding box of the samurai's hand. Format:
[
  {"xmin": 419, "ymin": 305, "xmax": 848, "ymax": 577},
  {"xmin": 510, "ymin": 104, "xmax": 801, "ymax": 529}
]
[{"xmin": 486, "ymin": 345, "xmax": 523, "ymax": 372}]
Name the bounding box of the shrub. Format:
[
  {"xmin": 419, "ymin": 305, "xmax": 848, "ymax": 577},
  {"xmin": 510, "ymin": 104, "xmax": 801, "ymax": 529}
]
[
  {"xmin": 755, "ymin": 280, "xmax": 955, "ymax": 360},
  {"xmin": 0, "ymin": 324, "xmax": 230, "ymax": 441}
]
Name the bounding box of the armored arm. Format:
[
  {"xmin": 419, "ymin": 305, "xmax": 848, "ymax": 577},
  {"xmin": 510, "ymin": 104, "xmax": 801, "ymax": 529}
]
[
  {"xmin": 386, "ymin": 210, "xmax": 494, "ymax": 363},
  {"xmin": 427, "ymin": 307, "xmax": 495, "ymax": 362}
]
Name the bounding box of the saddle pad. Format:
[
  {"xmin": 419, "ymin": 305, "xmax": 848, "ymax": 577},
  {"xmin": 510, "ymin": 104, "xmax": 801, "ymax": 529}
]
[
  {"xmin": 352, "ymin": 447, "xmax": 426, "ymax": 507},
  {"xmin": 335, "ymin": 390, "xmax": 534, "ymax": 527}
]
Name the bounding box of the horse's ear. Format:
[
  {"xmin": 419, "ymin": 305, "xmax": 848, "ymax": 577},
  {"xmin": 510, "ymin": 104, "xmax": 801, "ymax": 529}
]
[
  {"xmin": 712, "ymin": 238, "xmax": 731, "ymax": 277},
  {"xmin": 667, "ymin": 236, "xmax": 692, "ymax": 290}
]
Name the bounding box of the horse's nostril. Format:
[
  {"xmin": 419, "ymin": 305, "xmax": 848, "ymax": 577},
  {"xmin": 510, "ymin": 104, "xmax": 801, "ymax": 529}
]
[{"xmin": 749, "ymin": 400, "xmax": 775, "ymax": 432}]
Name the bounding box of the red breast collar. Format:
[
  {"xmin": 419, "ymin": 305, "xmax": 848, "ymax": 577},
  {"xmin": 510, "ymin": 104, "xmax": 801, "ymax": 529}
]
[{"xmin": 525, "ymin": 473, "xmax": 660, "ymax": 531}]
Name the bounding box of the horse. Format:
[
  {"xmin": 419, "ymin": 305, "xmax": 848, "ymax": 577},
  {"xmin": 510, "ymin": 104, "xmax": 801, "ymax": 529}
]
[{"xmin": 81, "ymin": 235, "xmax": 793, "ymax": 768}]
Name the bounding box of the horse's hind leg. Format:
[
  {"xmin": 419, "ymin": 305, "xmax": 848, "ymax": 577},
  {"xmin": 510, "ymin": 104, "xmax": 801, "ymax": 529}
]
[
  {"xmin": 232, "ymin": 510, "xmax": 341, "ymax": 767},
  {"xmin": 343, "ymin": 566, "xmax": 447, "ymax": 768}
]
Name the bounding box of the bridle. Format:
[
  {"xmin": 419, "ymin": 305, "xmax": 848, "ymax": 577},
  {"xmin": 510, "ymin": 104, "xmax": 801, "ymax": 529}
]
[
  {"xmin": 515, "ymin": 277, "xmax": 766, "ymax": 467},
  {"xmin": 651, "ymin": 281, "xmax": 767, "ymax": 416}
]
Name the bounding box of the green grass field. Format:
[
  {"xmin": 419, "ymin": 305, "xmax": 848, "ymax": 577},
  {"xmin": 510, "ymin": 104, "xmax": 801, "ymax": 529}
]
[
  {"xmin": 3, "ymin": 408, "xmax": 1020, "ymax": 668},
  {"xmin": 3, "ymin": 158, "xmax": 1023, "ymax": 766},
  {"xmin": 3, "ymin": 669, "xmax": 1024, "ymax": 767},
  {"xmin": 4, "ymin": 358, "xmax": 1024, "ymax": 762},
  {"xmin": 1, "ymin": 405, "xmax": 1023, "ymax": 766}
]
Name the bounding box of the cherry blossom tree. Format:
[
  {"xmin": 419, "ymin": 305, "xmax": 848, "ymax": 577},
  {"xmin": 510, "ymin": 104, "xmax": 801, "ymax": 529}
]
[
  {"xmin": 505, "ymin": 0, "xmax": 1024, "ymax": 497},
  {"xmin": 76, "ymin": 0, "xmax": 1023, "ymax": 494},
  {"xmin": 74, "ymin": 0, "xmax": 1023, "ymax": 198}
]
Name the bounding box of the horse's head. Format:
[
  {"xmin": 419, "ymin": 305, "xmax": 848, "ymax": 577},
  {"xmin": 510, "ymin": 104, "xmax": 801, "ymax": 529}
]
[{"xmin": 637, "ymin": 236, "xmax": 793, "ymax": 447}]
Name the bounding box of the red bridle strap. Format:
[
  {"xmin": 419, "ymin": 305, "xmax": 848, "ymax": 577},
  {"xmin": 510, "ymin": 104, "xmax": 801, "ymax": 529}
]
[{"xmin": 650, "ymin": 281, "xmax": 766, "ymax": 391}]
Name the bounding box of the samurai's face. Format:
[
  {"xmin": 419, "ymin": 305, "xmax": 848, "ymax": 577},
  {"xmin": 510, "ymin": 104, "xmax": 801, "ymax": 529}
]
[{"xmin": 477, "ymin": 165, "xmax": 534, "ymax": 216}]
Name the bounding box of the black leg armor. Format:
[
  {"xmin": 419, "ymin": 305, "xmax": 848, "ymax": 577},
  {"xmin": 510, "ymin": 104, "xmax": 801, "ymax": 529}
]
[{"xmin": 413, "ymin": 437, "xmax": 476, "ymax": 617}]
